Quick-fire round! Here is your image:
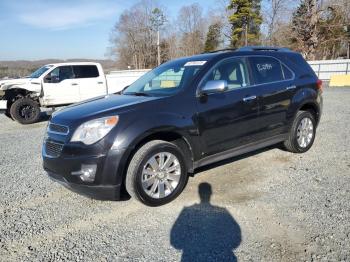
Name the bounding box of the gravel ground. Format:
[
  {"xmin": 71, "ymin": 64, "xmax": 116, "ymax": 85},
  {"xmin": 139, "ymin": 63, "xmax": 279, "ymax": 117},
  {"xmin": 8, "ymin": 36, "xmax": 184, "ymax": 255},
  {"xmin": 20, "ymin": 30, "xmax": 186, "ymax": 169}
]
[{"xmin": 0, "ymin": 87, "xmax": 349, "ymax": 261}]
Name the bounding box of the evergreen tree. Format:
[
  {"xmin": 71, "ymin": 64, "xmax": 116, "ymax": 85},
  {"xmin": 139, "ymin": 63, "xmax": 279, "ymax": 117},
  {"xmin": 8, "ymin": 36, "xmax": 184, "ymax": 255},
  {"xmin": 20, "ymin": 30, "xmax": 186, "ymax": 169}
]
[
  {"xmin": 291, "ymin": 0, "xmax": 319, "ymax": 60},
  {"xmin": 227, "ymin": 0, "xmax": 262, "ymax": 48},
  {"xmin": 204, "ymin": 22, "xmax": 222, "ymax": 52}
]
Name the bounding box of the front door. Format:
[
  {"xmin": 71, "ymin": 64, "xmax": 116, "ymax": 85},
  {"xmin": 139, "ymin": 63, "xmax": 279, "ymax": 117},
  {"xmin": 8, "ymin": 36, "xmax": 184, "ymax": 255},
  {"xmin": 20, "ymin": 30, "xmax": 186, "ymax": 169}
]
[
  {"xmin": 43, "ymin": 66, "xmax": 80, "ymax": 105},
  {"xmin": 195, "ymin": 57, "xmax": 259, "ymax": 156}
]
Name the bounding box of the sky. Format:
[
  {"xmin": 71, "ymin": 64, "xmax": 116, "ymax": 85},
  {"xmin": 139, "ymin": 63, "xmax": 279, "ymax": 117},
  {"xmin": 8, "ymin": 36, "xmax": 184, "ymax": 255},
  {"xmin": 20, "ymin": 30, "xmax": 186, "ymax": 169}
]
[{"xmin": 0, "ymin": 0, "xmax": 218, "ymax": 61}]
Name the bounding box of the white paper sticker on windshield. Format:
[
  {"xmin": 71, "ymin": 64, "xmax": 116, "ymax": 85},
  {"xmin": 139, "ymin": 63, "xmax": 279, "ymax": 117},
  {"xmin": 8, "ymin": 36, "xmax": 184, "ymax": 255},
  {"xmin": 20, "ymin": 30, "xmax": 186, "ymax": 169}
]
[{"xmin": 184, "ymin": 61, "xmax": 207, "ymax": 67}]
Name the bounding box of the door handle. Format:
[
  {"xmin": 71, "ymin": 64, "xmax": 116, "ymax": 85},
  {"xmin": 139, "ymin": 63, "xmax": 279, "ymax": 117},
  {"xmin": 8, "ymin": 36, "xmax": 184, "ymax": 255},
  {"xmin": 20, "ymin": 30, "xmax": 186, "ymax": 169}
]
[
  {"xmin": 71, "ymin": 83, "xmax": 78, "ymax": 86},
  {"xmin": 286, "ymin": 85, "xmax": 296, "ymax": 90},
  {"xmin": 243, "ymin": 95, "xmax": 257, "ymax": 102},
  {"xmin": 97, "ymin": 81, "xmax": 104, "ymax": 84}
]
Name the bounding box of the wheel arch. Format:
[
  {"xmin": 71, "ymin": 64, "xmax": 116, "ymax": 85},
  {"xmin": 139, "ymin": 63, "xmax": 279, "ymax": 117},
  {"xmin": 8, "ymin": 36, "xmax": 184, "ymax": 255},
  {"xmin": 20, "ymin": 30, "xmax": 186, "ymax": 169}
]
[
  {"xmin": 298, "ymin": 102, "xmax": 320, "ymax": 125},
  {"xmin": 4, "ymin": 88, "xmax": 39, "ymax": 108},
  {"xmin": 290, "ymin": 87, "xmax": 321, "ymax": 126},
  {"xmin": 116, "ymin": 129, "xmax": 196, "ymax": 190}
]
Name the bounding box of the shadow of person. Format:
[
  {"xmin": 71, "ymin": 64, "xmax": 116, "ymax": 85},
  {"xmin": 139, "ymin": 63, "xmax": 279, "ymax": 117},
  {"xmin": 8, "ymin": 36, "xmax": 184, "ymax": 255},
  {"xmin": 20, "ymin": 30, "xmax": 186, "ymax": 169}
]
[{"xmin": 171, "ymin": 183, "xmax": 241, "ymax": 262}]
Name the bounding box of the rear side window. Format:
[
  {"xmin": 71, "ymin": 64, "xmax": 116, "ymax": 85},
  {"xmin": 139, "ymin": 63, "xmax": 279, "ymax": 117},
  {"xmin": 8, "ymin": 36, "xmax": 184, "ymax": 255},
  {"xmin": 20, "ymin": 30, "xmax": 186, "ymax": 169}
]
[
  {"xmin": 249, "ymin": 57, "xmax": 290, "ymax": 84},
  {"xmin": 282, "ymin": 64, "xmax": 294, "ymax": 80},
  {"xmin": 73, "ymin": 65, "xmax": 99, "ymax": 78}
]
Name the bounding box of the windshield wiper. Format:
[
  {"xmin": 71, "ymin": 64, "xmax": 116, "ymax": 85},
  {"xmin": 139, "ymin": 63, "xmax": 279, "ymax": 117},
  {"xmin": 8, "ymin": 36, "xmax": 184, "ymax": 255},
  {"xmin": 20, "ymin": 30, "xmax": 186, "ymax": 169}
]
[{"xmin": 125, "ymin": 92, "xmax": 151, "ymax": 97}]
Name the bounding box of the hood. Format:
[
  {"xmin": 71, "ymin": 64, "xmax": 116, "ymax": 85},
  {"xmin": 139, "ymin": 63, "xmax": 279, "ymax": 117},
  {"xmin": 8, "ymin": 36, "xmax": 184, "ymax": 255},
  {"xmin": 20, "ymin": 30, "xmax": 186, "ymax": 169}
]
[
  {"xmin": 0, "ymin": 78, "xmax": 32, "ymax": 90},
  {"xmin": 52, "ymin": 94, "xmax": 160, "ymax": 124}
]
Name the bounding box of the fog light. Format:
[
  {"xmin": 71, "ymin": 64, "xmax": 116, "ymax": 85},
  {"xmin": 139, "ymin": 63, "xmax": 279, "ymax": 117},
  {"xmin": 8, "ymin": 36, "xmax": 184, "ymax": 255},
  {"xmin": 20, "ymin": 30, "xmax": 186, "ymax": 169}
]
[{"xmin": 71, "ymin": 164, "xmax": 97, "ymax": 182}]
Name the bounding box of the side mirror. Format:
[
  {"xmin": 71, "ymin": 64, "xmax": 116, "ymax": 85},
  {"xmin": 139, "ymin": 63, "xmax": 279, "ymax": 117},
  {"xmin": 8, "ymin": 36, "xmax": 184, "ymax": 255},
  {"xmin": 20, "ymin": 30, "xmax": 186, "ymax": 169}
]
[
  {"xmin": 45, "ymin": 75, "xmax": 60, "ymax": 83},
  {"xmin": 44, "ymin": 76, "xmax": 52, "ymax": 83},
  {"xmin": 200, "ymin": 80, "xmax": 228, "ymax": 95}
]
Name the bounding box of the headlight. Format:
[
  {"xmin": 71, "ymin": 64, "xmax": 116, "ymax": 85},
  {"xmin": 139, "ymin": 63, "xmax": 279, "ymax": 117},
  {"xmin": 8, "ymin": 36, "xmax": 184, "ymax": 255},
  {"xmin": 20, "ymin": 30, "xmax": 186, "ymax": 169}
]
[{"xmin": 71, "ymin": 116, "xmax": 119, "ymax": 145}]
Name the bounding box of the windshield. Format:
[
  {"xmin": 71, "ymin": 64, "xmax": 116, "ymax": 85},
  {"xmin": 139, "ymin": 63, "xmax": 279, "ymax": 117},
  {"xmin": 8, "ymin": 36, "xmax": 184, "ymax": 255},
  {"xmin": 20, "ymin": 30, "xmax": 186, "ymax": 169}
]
[
  {"xmin": 29, "ymin": 65, "xmax": 53, "ymax": 78},
  {"xmin": 123, "ymin": 59, "xmax": 206, "ymax": 96}
]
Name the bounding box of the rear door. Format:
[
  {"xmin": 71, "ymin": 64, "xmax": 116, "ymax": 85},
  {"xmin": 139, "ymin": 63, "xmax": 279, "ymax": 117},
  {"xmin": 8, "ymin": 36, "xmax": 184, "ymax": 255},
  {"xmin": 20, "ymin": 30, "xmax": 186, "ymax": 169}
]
[
  {"xmin": 43, "ymin": 66, "xmax": 80, "ymax": 105},
  {"xmin": 196, "ymin": 57, "xmax": 260, "ymax": 156},
  {"xmin": 248, "ymin": 56, "xmax": 296, "ymax": 139},
  {"xmin": 73, "ymin": 65, "xmax": 106, "ymax": 101}
]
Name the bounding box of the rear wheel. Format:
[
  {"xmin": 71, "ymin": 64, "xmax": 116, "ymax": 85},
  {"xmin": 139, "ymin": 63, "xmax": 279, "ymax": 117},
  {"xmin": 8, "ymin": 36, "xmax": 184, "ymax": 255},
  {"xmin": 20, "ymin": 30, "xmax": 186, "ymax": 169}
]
[
  {"xmin": 284, "ymin": 111, "xmax": 316, "ymax": 153},
  {"xmin": 10, "ymin": 98, "xmax": 41, "ymax": 124},
  {"xmin": 125, "ymin": 140, "xmax": 188, "ymax": 206}
]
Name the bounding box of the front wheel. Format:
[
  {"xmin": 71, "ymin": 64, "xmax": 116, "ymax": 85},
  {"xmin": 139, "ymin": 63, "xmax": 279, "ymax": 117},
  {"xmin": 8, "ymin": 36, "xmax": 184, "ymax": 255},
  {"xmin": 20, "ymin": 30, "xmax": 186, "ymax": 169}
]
[
  {"xmin": 125, "ymin": 140, "xmax": 188, "ymax": 206},
  {"xmin": 284, "ymin": 111, "xmax": 316, "ymax": 153},
  {"xmin": 10, "ymin": 98, "xmax": 41, "ymax": 124}
]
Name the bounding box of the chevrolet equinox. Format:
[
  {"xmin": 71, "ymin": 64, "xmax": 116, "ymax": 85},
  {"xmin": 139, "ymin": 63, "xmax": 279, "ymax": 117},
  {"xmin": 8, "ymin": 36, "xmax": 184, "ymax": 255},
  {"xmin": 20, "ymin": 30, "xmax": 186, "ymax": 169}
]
[{"xmin": 42, "ymin": 46, "xmax": 323, "ymax": 206}]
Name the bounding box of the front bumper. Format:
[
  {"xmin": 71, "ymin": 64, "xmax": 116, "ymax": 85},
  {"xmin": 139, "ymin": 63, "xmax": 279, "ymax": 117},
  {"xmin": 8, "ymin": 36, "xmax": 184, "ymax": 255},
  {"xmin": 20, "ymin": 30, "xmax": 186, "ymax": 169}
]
[
  {"xmin": 43, "ymin": 142, "xmax": 127, "ymax": 200},
  {"xmin": 47, "ymin": 171, "xmax": 121, "ymax": 200}
]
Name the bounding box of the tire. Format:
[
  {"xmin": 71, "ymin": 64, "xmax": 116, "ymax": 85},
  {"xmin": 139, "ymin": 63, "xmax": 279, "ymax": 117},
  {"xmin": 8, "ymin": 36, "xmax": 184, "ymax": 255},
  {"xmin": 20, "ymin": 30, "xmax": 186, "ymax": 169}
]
[
  {"xmin": 4, "ymin": 109, "xmax": 13, "ymax": 120},
  {"xmin": 125, "ymin": 140, "xmax": 188, "ymax": 206},
  {"xmin": 10, "ymin": 98, "xmax": 41, "ymax": 124},
  {"xmin": 284, "ymin": 110, "xmax": 316, "ymax": 153}
]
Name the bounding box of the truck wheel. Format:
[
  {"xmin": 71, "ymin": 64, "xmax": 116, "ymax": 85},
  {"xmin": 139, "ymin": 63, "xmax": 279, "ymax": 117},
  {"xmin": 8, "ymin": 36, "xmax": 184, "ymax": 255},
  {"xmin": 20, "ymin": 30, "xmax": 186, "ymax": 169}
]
[
  {"xmin": 10, "ymin": 98, "xmax": 41, "ymax": 124},
  {"xmin": 4, "ymin": 109, "xmax": 13, "ymax": 120},
  {"xmin": 284, "ymin": 111, "xmax": 316, "ymax": 153},
  {"xmin": 125, "ymin": 140, "xmax": 188, "ymax": 206}
]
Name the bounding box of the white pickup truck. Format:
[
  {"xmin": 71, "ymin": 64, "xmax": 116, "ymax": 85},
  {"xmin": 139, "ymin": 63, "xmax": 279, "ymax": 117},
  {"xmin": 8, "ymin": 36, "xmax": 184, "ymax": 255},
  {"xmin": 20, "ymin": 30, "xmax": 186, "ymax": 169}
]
[{"xmin": 0, "ymin": 62, "xmax": 148, "ymax": 124}]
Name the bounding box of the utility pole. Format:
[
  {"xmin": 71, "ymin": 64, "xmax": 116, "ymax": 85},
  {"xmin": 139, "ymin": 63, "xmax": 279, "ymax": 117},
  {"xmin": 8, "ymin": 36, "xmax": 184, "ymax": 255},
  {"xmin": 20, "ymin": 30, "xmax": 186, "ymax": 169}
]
[
  {"xmin": 151, "ymin": 8, "xmax": 167, "ymax": 67},
  {"xmin": 157, "ymin": 30, "xmax": 161, "ymax": 66}
]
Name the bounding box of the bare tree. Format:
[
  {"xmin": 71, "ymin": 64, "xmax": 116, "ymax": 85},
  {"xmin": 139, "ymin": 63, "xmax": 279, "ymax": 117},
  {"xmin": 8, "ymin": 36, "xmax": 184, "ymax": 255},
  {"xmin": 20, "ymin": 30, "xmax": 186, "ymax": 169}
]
[
  {"xmin": 177, "ymin": 4, "xmax": 206, "ymax": 56},
  {"xmin": 260, "ymin": 0, "xmax": 300, "ymax": 46},
  {"xmin": 109, "ymin": 0, "xmax": 166, "ymax": 69},
  {"xmin": 265, "ymin": 0, "xmax": 289, "ymax": 45}
]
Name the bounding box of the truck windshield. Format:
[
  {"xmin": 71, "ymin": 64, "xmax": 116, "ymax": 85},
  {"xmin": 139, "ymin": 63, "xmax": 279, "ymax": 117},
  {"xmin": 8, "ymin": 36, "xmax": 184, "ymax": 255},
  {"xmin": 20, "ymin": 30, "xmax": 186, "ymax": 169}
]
[
  {"xmin": 29, "ymin": 65, "xmax": 53, "ymax": 78},
  {"xmin": 123, "ymin": 59, "xmax": 206, "ymax": 96}
]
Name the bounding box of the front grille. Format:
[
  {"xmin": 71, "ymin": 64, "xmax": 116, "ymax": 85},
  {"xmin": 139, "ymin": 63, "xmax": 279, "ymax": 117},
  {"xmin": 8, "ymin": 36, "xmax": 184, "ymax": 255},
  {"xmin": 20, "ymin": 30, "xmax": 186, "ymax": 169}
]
[
  {"xmin": 45, "ymin": 141, "xmax": 64, "ymax": 158},
  {"xmin": 48, "ymin": 123, "xmax": 69, "ymax": 135}
]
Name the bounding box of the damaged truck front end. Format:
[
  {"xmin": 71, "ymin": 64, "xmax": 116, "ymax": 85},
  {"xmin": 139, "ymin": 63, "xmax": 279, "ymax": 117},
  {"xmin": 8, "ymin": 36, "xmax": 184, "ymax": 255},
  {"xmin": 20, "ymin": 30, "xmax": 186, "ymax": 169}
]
[{"xmin": 0, "ymin": 80, "xmax": 42, "ymax": 123}]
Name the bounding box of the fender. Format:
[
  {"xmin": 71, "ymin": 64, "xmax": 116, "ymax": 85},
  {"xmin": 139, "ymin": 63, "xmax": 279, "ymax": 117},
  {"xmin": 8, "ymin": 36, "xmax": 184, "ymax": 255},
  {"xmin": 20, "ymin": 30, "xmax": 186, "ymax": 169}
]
[
  {"xmin": 1, "ymin": 78, "xmax": 41, "ymax": 95},
  {"xmin": 113, "ymin": 111, "xmax": 201, "ymax": 176},
  {"xmin": 288, "ymin": 87, "xmax": 321, "ymax": 125}
]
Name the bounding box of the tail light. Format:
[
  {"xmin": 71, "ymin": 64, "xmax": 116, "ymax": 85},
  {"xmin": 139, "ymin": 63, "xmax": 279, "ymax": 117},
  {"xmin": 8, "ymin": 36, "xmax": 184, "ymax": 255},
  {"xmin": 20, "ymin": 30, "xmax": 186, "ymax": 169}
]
[{"xmin": 316, "ymin": 79, "xmax": 323, "ymax": 92}]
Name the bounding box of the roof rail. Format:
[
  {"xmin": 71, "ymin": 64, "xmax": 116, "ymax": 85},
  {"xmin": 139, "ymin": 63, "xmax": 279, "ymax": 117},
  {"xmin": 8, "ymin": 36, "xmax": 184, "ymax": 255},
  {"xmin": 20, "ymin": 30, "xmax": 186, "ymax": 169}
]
[
  {"xmin": 202, "ymin": 48, "xmax": 237, "ymax": 54},
  {"xmin": 237, "ymin": 46, "xmax": 291, "ymax": 52}
]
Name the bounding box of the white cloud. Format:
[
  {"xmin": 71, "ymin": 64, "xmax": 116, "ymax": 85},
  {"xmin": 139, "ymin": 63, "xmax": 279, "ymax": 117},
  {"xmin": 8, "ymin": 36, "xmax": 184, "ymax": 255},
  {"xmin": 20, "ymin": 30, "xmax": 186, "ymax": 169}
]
[{"xmin": 14, "ymin": 0, "xmax": 119, "ymax": 30}]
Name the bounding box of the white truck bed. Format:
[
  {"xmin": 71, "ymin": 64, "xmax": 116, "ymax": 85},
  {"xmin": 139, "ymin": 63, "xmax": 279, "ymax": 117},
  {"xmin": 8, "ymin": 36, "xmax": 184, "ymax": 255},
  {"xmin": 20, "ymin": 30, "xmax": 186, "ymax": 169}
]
[{"xmin": 106, "ymin": 69, "xmax": 150, "ymax": 94}]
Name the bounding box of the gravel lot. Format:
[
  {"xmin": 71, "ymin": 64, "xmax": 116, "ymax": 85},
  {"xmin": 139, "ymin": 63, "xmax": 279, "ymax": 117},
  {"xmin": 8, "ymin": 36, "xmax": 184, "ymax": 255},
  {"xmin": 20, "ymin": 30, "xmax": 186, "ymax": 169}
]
[{"xmin": 0, "ymin": 87, "xmax": 349, "ymax": 261}]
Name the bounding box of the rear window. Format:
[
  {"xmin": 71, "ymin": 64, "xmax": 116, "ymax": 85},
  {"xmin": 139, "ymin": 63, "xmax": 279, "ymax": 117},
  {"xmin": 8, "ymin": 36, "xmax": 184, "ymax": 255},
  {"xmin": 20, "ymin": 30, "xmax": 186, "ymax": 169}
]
[
  {"xmin": 249, "ymin": 57, "xmax": 289, "ymax": 84},
  {"xmin": 73, "ymin": 65, "xmax": 99, "ymax": 78}
]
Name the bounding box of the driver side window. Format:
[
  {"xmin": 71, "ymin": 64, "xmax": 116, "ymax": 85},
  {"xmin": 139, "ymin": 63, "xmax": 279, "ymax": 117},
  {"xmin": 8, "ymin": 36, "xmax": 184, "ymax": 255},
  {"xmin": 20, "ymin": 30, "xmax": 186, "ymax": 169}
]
[
  {"xmin": 202, "ymin": 58, "xmax": 249, "ymax": 90},
  {"xmin": 45, "ymin": 66, "xmax": 74, "ymax": 83}
]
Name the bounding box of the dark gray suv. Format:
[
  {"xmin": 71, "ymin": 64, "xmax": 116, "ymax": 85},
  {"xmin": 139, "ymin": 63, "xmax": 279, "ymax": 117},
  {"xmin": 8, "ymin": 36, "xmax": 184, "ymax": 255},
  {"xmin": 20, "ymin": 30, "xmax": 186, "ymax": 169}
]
[{"xmin": 43, "ymin": 46, "xmax": 323, "ymax": 206}]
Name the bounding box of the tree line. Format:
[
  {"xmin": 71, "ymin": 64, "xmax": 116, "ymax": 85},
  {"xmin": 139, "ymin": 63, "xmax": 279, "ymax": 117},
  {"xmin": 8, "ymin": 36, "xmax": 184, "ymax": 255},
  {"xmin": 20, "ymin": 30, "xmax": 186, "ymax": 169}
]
[{"xmin": 109, "ymin": 0, "xmax": 350, "ymax": 69}]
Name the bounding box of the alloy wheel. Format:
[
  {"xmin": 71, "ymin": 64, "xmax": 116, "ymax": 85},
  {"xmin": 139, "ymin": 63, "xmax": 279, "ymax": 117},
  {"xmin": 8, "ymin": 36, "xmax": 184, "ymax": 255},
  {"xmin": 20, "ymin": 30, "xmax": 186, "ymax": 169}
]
[
  {"xmin": 297, "ymin": 117, "xmax": 314, "ymax": 148},
  {"xmin": 141, "ymin": 152, "xmax": 181, "ymax": 199}
]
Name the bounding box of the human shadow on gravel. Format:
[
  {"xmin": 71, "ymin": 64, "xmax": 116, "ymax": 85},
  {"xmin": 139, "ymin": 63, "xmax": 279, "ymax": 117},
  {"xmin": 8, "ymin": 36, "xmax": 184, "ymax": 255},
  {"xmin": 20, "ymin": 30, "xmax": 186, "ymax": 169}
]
[{"xmin": 171, "ymin": 183, "xmax": 241, "ymax": 262}]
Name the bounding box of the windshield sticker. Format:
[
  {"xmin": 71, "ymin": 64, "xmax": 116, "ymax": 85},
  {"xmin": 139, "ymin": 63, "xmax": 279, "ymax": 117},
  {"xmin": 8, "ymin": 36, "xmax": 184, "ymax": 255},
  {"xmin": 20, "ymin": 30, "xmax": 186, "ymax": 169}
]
[
  {"xmin": 184, "ymin": 61, "xmax": 207, "ymax": 67},
  {"xmin": 257, "ymin": 63, "xmax": 273, "ymax": 72}
]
